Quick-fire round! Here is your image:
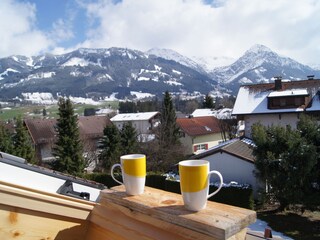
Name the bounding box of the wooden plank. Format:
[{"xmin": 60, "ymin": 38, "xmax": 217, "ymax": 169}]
[
  {"xmin": 0, "ymin": 204, "xmax": 88, "ymax": 240},
  {"xmin": 89, "ymin": 201, "xmax": 215, "ymax": 240},
  {"xmin": 0, "ymin": 181, "xmax": 94, "ymax": 220},
  {"xmin": 99, "ymin": 186, "xmax": 256, "ymax": 240}
]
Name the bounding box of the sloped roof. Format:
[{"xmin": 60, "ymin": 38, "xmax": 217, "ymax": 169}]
[
  {"xmin": 176, "ymin": 116, "xmax": 221, "ymax": 136},
  {"xmin": 191, "ymin": 108, "xmax": 233, "ymax": 119},
  {"xmin": 232, "ymin": 79, "xmax": 320, "ymax": 115},
  {"xmin": 24, "ymin": 118, "xmax": 57, "ymax": 144},
  {"xmin": 191, "ymin": 138, "xmax": 255, "ymax": 163},
  {"xmin": 111, "ymin": 111, "xmax": 160, "ymax": 121},
  {"xmin": 78, "ymin": 116, "xmax": 111, "ymax": 138},
  {"xmin": 25, "ymin": 116, "xmax": 111, "ymax": 144}
]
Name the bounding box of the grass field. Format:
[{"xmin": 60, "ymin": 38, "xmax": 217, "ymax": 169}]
[{"xmin": 0, "ymin": 101, "xmax": 119, "ymax": 121}]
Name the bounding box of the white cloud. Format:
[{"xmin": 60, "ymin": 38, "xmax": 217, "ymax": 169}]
[
  {"xmin": 78, "ymin": 0, "xmax": 320, "ymax": 65},
  {"xmin": 50, "ymin": 19, "xmax": 74, "ymax": 43},
  {"xmin": 1, "ymin": 0, "xmax": 320, "ymax": 66},
  {"xmin": 0, "ymin": 0, "xmax": 52, "ymax": 57}
]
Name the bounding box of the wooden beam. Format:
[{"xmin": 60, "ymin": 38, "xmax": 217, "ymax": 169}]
[{"xmin": 0, "ymin": 180, "xmax": 95, "ymax": 220}]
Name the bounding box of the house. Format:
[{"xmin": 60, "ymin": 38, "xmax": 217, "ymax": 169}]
[
  {"xmin": 232, "ymin": 78, "xmax": 320, "ymax": 138},
  {"xmin": 176, "ymin": 116, "xmax": 223, "ymax": 155},
  {"xmin": 110, "ymin": 111, "xmax": 160, "ymax": 135},
  {"xmin": 191, "ymin": 138, "xmax": 260, "ymax": 196},
  {"xmin": 191, "ymin": 108, "xmax": 233, "ymax": 119},
  {"xmin": 24, "ymin": 116, "xmax": 111, "ymax": 163}
]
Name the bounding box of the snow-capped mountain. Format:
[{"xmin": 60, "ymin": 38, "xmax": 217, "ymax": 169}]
[
  {"xmin": 146, "ymin": 48, "xmax": 207, "ymax": 74},
  {"xmin": 0, "ymin": 44, "xmax": 319, "ymax": 102},
  {"xmin": 0, "ymin": 47, "xmax": 217, "ymax": 100},
  {"xmin": 210, "ymin": 44, "xmax": 319, "ymax": 92},
  {"xmin": 147, "ymin": 48, "xmax": 235, "ymax": 73},
  {"xmin": 191, "ymin": 56, "xmax": 236, "ymax": 72}
]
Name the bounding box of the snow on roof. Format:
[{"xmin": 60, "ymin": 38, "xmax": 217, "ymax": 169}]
[
  {"xmin": 96, "ymin": 108, "xmax": 114, "ymax": 115},
  {"xmin": 268, "ymin": 89, "xmax": 308, "ymax": 97},
  {"xmin": 192, "ymin": 108, "xmax": 233, "ymax": 119},
  {"xmin": 111, "ymin": 111, "xmax": 159, "ymax": 121},
  {"xmin": 233, "ymin": 87, "xmax": 306, "ymax": 115},
  {"xmin": 307, "ymin": 92, "xmax": 320, "ymax": 112},
  {"xmin": 233, "ymin": 79, "xmax": 320, "ymax": 115}
]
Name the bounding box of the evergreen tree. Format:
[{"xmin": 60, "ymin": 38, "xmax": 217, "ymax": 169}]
[
  {"xmin": 119, "ymin": 101, "xmax": 137, "ymax": 113},
  {"xmin": 120, "ymin": 122, "xmax": 138, "ymax": 155},
  {"xmin": 147, "ymin": 91, "xmax": 184, "ymax": 172},
  {"xmin": 202, "ymin": 94, "xmax": 215, "ymax": 109},
  {"xmin": 52, "ymin": 98, "xmax": 85, "ymax": 176},
  {"xmin": 98, "ymin": 123, "xmax": 121, "ymax": 171},
  {"xmin": 159, "ymin": 91, "xmax": 180, "ymax": 147},
  {"xmin": 252, "ymin": 117, "xmax": 320, "ymax": 210},
  {"xmin": 12, "ymin": 117, "xmax": 35, "ymax": 163},
  {"xmin": 0, "ymin": 123, "xmax": 13, "ymax": 153}
]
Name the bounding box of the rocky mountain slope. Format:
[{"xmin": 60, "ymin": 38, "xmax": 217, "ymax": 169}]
[
  {"xmin": 0, "ymin": 44, "xmax": 318, "ymax": 101},
  {"xmin": 0, "ymin": 48, "xmax": 216, "ymax": 100}
]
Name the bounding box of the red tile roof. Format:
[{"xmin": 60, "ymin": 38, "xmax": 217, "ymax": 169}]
[{"xmin": 176, "ymin": 116, "xmax": 221, "ymax": 136}]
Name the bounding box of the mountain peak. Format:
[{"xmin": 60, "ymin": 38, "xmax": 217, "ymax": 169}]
[
  {"xmin": 246, "ymin": 44, "xmax": 272, "ymax": 54},
  {"xmin": 147, "ymin": 48, "xmax": 206, "ymax": 73},
  {"xmin": 147, "ymin": 48, "xmax": 185, "ymax": 60}
]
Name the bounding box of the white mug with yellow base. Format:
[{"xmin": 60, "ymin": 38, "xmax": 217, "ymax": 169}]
[
  {"xmin": 179, "ymin": 160, "xmax": 223, "ymax": 211},
  {"xmin": 111, "ymin": 154, "xmax": 146, "ymax": 195}
]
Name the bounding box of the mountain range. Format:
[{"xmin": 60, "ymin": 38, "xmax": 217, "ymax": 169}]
[{"xmin": 0, "ymin": 44, "xmax": 318, "ymax": 102}]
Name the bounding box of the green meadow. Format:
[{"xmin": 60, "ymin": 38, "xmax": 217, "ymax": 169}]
[{"xmin": 0, "ymin": 101, "xmax": 119, "ymax": 121}]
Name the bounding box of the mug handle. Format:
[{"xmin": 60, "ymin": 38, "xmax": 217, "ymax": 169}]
[
  {"xmin": 111, "ymin": 163, "xmax": 123, "ymax": 185},
  {"xmin": 207, "ymin": 170, "xmax": 223, "ymax": 199}
]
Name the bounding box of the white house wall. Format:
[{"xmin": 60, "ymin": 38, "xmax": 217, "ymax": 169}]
[
  {"xmin": 180, "ymin": 133, "xmax": 223, "ymax": 155},
  {"xmin": 199, "ymin": 152, "xmax": 259, "ymax": 197},
  {"xmin": 114, "ymin": 120, "xmax": 151, "ymax": 135},
  {"xmin": 244, "ymin": 113, "xmax": 299, "ymax": 138}
]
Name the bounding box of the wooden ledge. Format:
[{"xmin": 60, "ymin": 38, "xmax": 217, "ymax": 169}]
[{"xmin": 93, "ymin": 185, "xmax": 256, "ymax": 240}]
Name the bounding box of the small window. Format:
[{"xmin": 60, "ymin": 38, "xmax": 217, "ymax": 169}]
[{"xmin": 193, "ymin": 144, "xmax": 208, "ymax": 152}]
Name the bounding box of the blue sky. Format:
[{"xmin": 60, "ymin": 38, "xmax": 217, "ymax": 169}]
[{"xmin": 1, "ymin": 0, "xmax": 320, "ymax": 66}]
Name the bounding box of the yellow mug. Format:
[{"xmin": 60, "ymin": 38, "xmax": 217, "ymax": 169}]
[
  {"xmin": 179, "ymin": 160, "xmax": 223, "ymax": 211},
  {"xmin": 111, "ymin": 154, "xmax": 146, "ymax": 195}
]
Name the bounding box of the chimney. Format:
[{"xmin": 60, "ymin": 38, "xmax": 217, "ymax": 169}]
[{"xmin": 274, "ymin": 76, "xmax": 282, "ymax": 90}]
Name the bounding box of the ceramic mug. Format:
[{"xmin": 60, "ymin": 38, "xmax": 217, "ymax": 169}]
[
  {"xmin": 179, "ymin": 160, "xmax": 223, "ymax": 211},
  {"xmin": 111, "ymin": 154, "xmax": 146, "ymax": 195}
]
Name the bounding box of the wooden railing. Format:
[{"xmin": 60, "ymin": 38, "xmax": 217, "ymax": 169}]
[
  {"xmin": 0, "ymin": 182, "xmax": 256, "ymax": 240},
  {"xmin": 86, "ymin": 185, "xmax": 256, "ymax": 240}
]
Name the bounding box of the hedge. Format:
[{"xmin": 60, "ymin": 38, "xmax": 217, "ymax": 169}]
[{"xmin": 84, "ymin": 173, "xmax": 254, "ymax": 210}]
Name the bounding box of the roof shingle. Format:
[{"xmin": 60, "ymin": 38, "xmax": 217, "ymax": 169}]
[
  {"xmin": 191, "ymin": 138, "xmax": 255, "ymax": 163},
  {"xmin": 176, "ymin": 116, "xmax": 221, "ymax": 136}
]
